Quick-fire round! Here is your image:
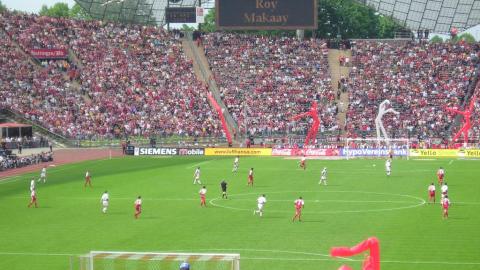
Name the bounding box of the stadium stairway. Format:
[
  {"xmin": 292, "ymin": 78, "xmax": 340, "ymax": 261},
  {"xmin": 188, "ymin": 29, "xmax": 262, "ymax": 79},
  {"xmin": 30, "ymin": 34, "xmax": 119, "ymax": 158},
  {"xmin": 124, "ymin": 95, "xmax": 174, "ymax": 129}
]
[
  {"xmin": 328, "ymin": 49, "xmax": 352, "ymax": 133},
  {"xmin": 182, "ymin": 37, "xmax": 240, "ymax": 143}
]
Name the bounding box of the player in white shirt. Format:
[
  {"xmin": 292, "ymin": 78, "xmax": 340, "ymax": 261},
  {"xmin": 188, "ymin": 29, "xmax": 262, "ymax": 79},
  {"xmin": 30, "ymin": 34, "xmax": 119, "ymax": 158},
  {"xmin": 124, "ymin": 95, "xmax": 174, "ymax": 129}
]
[
  {"xmin": 30, "ymin": 178, "xmax": 35, "ymax": 192},
  {"xmin": 428, "ymin": 183, "xmax": 436, "ymax": 203},
  {"xmin": 253, "ymin": 194, "xmax": 267, "ymax": 217},
  {"xmin": 100, "ymin": 191, "xmax": 109, "ymax": 213},
  {"xmin": 319, "ymin": 167, "xmax": 327, "ymax": 185},
  {"xmin": 385, "ymin": 159, "xmax": 391, "ymax": 176},
  {"xmin": 441, "ymin": 183, "xmax": 448, "ymax": 201},
  {"xmin": 38, "ymin": 166, "xmax": 47, "ymax": 183},
  {"xmin": 299, "ymin": 156, "xmax": 306, "ymax": 170},
  {"xmin": 232, "ymin": 156, "xmax": 239, "ymax": 173},
  {"xmin": 193, "ymin": 167, "xmax": 201, "ymax": 185}
]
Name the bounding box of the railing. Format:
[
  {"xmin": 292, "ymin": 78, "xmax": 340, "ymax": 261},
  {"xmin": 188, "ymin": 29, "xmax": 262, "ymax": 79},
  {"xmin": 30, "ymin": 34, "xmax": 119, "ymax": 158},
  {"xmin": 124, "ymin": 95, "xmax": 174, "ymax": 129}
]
[
  {"xmin": 67, "ymin": 136, "xmax": 228, "ymax": 148},
  {"xmin": 184, "ymin": 33, "xmax": 240, "ymax": 139}
]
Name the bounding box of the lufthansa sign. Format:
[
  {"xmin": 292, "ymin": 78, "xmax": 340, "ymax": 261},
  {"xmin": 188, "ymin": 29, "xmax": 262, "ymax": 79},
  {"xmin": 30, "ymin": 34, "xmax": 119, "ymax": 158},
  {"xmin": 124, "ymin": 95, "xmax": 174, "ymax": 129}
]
[{"xmin": 216, "ymin": 0, "xmax": 318, "ymax": 30}]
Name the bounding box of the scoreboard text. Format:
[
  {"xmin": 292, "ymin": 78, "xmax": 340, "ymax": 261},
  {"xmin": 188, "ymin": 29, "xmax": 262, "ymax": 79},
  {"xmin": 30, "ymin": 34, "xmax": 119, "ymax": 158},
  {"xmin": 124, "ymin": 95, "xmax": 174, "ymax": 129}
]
[{"xmin": 216, "ymin": 0, "xmax": 317, "ymax": 30}]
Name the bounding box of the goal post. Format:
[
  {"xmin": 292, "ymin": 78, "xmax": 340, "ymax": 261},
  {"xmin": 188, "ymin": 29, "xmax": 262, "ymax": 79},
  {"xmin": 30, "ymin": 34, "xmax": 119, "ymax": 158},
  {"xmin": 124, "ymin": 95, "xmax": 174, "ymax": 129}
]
[
  {"xmin": 73, "ymin": 251, "xmax": 240, "ymax": 270},
  {"xmin": 345, "ymin": 138, "xmax": 410, "ymax": 160}
]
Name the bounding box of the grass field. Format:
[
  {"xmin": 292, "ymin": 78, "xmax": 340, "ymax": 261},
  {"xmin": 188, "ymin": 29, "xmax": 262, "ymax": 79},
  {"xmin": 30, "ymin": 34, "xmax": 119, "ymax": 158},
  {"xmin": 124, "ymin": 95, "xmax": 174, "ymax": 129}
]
[{"xmin": 0, "ymin": 156, "xmax": 479, "ymax": 270}]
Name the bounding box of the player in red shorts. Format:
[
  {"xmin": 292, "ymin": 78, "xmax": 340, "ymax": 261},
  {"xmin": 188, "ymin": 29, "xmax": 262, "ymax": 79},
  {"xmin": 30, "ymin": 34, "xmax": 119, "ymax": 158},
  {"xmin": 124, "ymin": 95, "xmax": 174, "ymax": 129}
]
[
  {"xmin": 199, "ymin": 186, "xmax": 207, "ymax": 207},
  {"xmin": 247, "ymin": 168, "xmax": 254, "ymax": 186},
  {"xmin": 84, "ymin": 170, "xmax": 92, "ymax": 188},
  {"xmin": 442, "ymin": 195, "xmax": 450, "ymax": 219},
  {"xmin": 299, "ymin": 156, "xmax": 306, "ymax": 170},
  {"xmin": 28, "ymin": 189, "xmax": 38, "ymax": 208},
  {"xmin": 292, "ymin": 196, "xmax": 305, "ymax": 222},
  {"xmin": 428, "ymin": 183, "xmax": 436, "ymax": 203},
  {"xmin": 134, "ymin": 196, "xmax": 142, "ymax": 219},
  {"xmin": 437, "ymin": 167, "xmax": 445, "ymax": 186}
]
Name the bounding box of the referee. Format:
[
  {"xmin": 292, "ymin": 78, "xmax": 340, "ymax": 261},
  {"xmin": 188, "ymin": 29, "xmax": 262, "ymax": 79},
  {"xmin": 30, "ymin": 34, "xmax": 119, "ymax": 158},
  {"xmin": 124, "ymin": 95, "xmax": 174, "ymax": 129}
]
[{"xmin": 220, "ymin": 180, "xmax": 228, "ymax": 199}]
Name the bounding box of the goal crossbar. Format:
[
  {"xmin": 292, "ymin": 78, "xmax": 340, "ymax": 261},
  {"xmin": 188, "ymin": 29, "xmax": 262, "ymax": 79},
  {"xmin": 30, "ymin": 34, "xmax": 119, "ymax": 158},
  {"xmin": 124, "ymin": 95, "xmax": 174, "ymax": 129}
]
[{"xmin": 89, "ymin": 251, "xmax": 240, "ymax": 262}]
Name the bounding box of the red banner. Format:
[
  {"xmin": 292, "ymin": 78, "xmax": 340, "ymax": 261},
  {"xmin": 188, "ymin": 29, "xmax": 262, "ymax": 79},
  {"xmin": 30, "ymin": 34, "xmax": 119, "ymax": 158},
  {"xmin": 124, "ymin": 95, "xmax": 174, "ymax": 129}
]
[
  {"xmin": 30, "ymin": 48, "xmax": 68, "ymax": 59},
  {"xmin": 271, "ymin": 148, "xmax": 339, "ymax": 157}
]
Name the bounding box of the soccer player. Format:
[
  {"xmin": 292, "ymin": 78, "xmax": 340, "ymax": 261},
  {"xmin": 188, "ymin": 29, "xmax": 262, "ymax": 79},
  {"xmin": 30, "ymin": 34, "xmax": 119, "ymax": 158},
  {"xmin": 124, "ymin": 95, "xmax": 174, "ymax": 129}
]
[
  {"xmin": 193, "ymin": 167, "xmax": 201, "ymax": 185},
  {"xmin": 299, "ymin": 155, "xmax": 306, "ymax": 170},
  {"xmin": 292, "ymin": 196, "xmax": 305, "ymax": 222},
  {"xmin": 441, "ymin": 182, "xmax": 448, "ymax": 201},
  {"xmin": 100, "ymin": 191, "xmax": 109, "ymax": 214},
  {"xmin": 199, "ymin": 186, "xmax": 207, "ymax": 207},
  {"xmin": 428, "ymin": 183, "xmax": 436, "ymax": 203},
  {"xmin": 442, "ymin": 195, "xmax": 450, "ymax": 219},
  {"xmin": 385, "ymin": 159, "xmax": 391, "ymax": 176},
  {"xmin": 28, "ymin": 189, "xmax": 38, "ymax": 208},
  {"xmin": 232, "ymin": 156, "xmax": 239, "ymax": 173},
  {"xmin": 134, "ymin": 196, "xmax": 142, "ymax": 219},
  {"xmin": 253, "ymin": 194, "xmax": 267, "ymax": 217},
  {"xmin": 247, "ymin": 168, "xmax": 254, "ymax": 186},
  {"xmin": 38, "ymin": 166, "xmax": 47, "ymax": 183},
  {"xmin": 84, "ymin": 170, "xmax": 92, "ymax": 188},
  {"xmin": 220, "ymin": 180, "xmax": 228, "ymax": 199},
  {"xmin": 319, "ymin": 167, "xmax": 327, "ymax": 185},
  {"xmin": 30, "ymin": 178, "xmax": 35, "ymax": 192},
  {"xmin": 437, "ymin": 167, "xmax": 445, "ymax": 186}
]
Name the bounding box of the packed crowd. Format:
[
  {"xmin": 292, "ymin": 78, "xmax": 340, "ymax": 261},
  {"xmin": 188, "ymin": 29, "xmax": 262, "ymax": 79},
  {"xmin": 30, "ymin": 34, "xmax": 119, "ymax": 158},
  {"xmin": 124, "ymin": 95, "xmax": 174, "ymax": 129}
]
[
  {"xmin": 1, "ymin": 136, "xmax": 50, "ymax": 149},
  {"xmin": 203, "ymin": 33, "xmax": 338, "ymax": 137},
  {"xmin": 0, "ymin": 150, "xmax": 53, "ymax": 171},
  {"xmin": 0, "ymin": 12, "xmax": 221, "ymax": 139},
  {"xmin": 346, "ymin": 41, "xmax": 480, "ymax": 140}
]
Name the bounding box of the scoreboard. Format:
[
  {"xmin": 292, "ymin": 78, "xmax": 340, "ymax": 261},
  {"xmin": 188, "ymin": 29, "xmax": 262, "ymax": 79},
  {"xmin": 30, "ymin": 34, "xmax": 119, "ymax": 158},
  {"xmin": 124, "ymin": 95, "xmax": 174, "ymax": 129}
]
[
  {"xmin": 216, "ymin": 0, "xmax": 317, "ymax": 30},
  {"xmin": 165, "ymin": 7, "xmax": 196, "ymax": 23}
]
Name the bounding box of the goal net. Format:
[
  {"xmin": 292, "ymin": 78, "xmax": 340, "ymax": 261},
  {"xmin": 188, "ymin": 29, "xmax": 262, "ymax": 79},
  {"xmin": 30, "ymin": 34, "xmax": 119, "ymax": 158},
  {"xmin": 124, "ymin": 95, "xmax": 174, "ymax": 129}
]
[
  {"xmin": 72, "ymin": 251, "xmax": 240, "ymax": 270},
  {"xmin": 345, "ymin": 138, "xmax": 410, "ymax": 160}
]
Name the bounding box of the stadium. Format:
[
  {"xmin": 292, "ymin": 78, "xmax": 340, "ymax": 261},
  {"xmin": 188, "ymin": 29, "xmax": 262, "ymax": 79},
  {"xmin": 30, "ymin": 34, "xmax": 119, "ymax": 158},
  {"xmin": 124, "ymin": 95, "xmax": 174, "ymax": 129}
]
[{"xmin": 0, "ymin": 0, "xmax": 479, "ymax": 269}]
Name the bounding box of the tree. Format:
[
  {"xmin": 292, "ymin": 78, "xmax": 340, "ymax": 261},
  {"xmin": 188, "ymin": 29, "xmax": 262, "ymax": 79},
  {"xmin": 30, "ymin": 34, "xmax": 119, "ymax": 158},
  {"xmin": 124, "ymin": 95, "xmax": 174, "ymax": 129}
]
[
  {"xmin": 39, "ymin": 2, "xmax": 70, "ymax": 18},
  {"xmin": 430, "ymin": 35, "xmax": 443, "ymax": 43},
  {"xmin": 181, "ymin": 24, "xmax": 196, "ymax": 31},
  {"xmin": 69, "ymin": 3, "xmax": 92, "ymax": 20},
  {"xmin": 458, "ymin": 33, "xmax": 476, "ymax": 44},
  {"xmin": 201, "ymin": 9, "xmax": 216, "ymax": 32},
  {"xmin": 0, "ymin": 0, "xmax": 7, "ymax": 13}
]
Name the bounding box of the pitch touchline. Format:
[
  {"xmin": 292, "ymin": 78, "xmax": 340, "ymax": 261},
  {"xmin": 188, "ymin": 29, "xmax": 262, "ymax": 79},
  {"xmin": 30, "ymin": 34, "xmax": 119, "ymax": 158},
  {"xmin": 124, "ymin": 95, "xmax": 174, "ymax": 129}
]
[{"xmin": 0, "ymin": 157, "xmax": 117, "ymax": 185}]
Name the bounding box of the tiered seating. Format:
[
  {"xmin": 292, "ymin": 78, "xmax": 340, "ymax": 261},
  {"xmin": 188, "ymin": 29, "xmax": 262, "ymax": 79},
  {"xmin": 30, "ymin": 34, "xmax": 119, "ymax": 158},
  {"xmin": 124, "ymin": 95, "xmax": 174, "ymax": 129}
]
[
  {"xmin": 0, "ymin": 13, "xmax": 221, "ymax": 139},
  {"xmin": 203, "ymin": 33, "xmax": 338, "ymax": 137},
  {"xmin": 346, "ymin": 41, "xmax": 479, "ymax": 140}
]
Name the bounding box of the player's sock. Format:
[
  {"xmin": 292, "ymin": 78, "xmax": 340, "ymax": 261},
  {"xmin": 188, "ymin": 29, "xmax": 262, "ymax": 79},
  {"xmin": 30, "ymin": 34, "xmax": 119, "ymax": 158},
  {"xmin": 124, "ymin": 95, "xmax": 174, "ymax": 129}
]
[{"xmin": 259, "ymin": 212, "xmax": 263, "ymax": 217}]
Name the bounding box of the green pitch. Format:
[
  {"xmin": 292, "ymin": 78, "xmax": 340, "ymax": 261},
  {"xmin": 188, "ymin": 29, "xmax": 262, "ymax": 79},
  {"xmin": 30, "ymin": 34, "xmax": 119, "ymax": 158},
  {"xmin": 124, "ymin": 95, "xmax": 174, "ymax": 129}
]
[{"xmin": 0, "ymin": 156, "xmax": 479, "ymax": 270}]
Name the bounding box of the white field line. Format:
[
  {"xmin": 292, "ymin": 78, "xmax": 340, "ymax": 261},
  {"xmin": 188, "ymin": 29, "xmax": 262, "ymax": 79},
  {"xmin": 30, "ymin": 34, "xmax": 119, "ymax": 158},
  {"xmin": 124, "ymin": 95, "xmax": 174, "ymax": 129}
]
[
  {"xmin": 186, "ymin": 160, "xmax": 211, "ymax": 169},
  {"xmin": 0, "ymin": 157, "xmax": 118, "ymax": 185},
  {"xmin": 449, "ymin": 160, "xmax": 454, "ymax": 165},
  {"xmin": 1, "ymin": 251, "xmax": 479, "ymax": 266},
  {"xmin": 6, "ymin": 196, "xmax": 423, "ymax": 204}
]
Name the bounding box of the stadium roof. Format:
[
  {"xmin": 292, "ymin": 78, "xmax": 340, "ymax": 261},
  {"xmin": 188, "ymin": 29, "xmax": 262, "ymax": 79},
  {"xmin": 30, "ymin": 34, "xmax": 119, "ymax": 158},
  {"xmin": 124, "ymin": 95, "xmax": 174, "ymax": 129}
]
[
  {"xmin": 357, "ymin": 0, "xmax": 480, "ymax": 33},
  {"xmin": 74, "ymin": 0, "xmax": 214, "ymax": 25}
]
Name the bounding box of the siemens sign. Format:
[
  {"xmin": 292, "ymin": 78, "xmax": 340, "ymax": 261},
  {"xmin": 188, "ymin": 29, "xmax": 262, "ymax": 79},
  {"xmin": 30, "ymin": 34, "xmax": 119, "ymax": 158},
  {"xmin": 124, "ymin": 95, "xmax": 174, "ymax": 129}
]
[{"xmin": 134, "ymin": 147, "xmax": 204, "ymax": 156}]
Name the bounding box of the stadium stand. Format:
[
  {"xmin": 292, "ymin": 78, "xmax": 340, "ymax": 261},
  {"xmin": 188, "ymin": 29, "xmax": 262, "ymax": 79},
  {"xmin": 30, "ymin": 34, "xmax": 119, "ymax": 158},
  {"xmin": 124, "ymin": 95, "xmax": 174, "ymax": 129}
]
[
  {"xmin": 203, "ymin": 33, "xmax": 339, "ymax": 137},
  {"xmin": 346, "ymin": 40, "xmax": 480, "ymax": 141},
  {"xmin": 0, "ymin": 12, "xmax": 222, "ymax": 140}
]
